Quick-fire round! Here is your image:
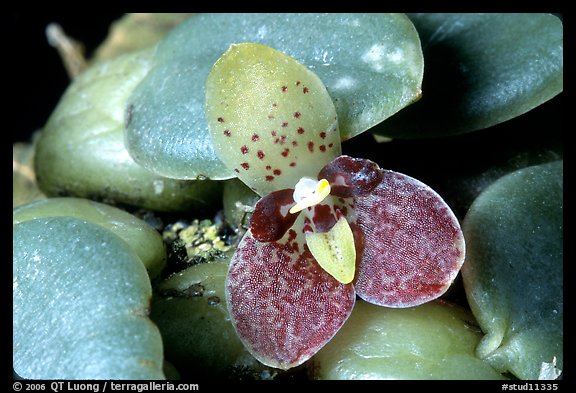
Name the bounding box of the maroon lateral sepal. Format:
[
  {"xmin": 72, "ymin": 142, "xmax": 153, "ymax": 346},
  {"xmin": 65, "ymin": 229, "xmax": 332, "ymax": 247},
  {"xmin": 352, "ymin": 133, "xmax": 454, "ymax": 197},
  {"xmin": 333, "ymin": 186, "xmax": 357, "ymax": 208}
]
[{"xmin": 250, "ymin": 189, "xmax": 299, "ymax": 242}]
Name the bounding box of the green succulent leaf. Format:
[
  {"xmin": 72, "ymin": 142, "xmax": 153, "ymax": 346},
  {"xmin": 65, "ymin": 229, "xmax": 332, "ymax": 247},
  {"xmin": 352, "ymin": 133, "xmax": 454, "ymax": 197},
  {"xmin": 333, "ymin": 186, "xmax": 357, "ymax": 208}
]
[
  {"xmin": 92, "ymin": 13, "xmax": 193, "ymax": 63},
  {"xmin": 35, "ymin": 49, "xmax": 222, "ymax": 212},
  {"xmin": 462, "ymin": 161, "xmax": 563, "ymax": 380},
  {"xmin": 126, "ymin": 13, "xmax": 423, "ymax": 179},
  {"xmin": 222, "ymin": 178, "xmax": 260, "ymax": 230},
  {"xmin": 13, "ymin": 197, "xmax": 166, "ymax": 278},
  {"xmin": 13, "ymin": 217, "xmax": 164, "ymax": 379},
  {"xmin": 312, "ymin": 300, "xmax": 505, "ymax": 380},
  {"xmin": 151, "ymin": 261, "xmax": 250, "ymax": 376},
  {"xmin": 373, "ymin": 13, "xmax": 563, "ymax": 138}
]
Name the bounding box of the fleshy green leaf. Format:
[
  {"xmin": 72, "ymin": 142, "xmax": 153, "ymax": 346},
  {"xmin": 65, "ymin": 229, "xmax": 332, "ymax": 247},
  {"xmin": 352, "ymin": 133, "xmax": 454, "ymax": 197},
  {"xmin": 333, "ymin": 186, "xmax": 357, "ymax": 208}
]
[
  {"xmin": 461, "ymin": 161, "xmax": 563, "ymax": 380},
  {"xmin": 150, "ymin": 260, "xmax": 250, "ymax": 376},
  {"xmin": 13, "ymin": 197, "xmax": 166, "ymax": 278},
  {"xmin": 373, "ymin": 13, "xmax": 563, "ymax": 138},
  {"xmin": 13, "ymin": 217, "xmax": 164, "ymax": 379},
  {"xmin": 312, "ymin": 300, "xmax": 505, "ymax": 380},
  {"xmin": 226, "ymin": 226, "xmax": 355, "ymax": 370},
  {"xmin": 92, "ymin": 13, "xmax": 193, "ymax": 63},
  {"xmin": 35, "ymin": 49, "xmax": 222, "ymax": 212},
  {"xmin": 206, "ymin": 43, "xmax": 340, "ymax": 196},
  {"xmin": 222, "ymin": 178, "xmax": 260, "ymax": 230},
  {"xmin": 126, "ymin": 13, "xmax": 423, "ymax": 179}
]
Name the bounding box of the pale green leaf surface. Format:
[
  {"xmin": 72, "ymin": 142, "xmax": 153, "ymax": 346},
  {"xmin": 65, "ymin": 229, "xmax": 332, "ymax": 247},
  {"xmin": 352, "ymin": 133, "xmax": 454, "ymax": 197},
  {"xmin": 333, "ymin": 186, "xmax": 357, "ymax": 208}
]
[
  {"xmin": 13, "ymin": 197, "xmax": 166, "ymax": 278},
  {"xmin": 374, "ymin": 13, "xmax": 563, "ymax": 137},
  {"xmin": 35, "ymin": 49, "xmax": 221, "ymax": 212},
  {"xmin": 313, "ymin": 300, "xmax": 504, "ymax": 380},
  {"xmin": 462, "ymin": 161, "xmax": 563, "ymax": 380},
  {"xmin": 13, "ymin": 217, "xmax": 164, "ymax": 379},
  {"xmin": 151, "ymin": 261, "xmax": 249, "ymax": 376}
]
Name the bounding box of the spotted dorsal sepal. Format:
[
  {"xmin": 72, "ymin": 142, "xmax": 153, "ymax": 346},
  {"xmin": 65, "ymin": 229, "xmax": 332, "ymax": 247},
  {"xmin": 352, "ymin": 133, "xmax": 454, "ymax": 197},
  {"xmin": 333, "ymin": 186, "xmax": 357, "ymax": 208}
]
[{"xmin": 206, "ymin": 43, "xmax": 341, "ymax": 196}]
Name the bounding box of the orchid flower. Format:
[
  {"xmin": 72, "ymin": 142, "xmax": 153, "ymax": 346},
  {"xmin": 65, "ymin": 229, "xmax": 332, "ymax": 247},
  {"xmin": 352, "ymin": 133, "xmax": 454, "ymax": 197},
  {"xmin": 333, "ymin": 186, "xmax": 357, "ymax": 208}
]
[{"xmin": 206, "ymin": 43, "xmax": 465, "ymax": 370}]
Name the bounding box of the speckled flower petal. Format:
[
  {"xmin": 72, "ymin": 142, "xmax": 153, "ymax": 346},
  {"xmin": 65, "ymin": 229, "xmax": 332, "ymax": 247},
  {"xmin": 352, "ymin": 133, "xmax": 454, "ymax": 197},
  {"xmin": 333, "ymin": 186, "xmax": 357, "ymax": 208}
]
[
  {"xmin": 206, "ymin": 43, "xmax": 341, "ymax": 196},
  {"xmin": 351, "ymin": 170, "xmax": 465, "ymax": 307},
  {"xmin": 250, "ymin": 189, "xmax": 299, "ymax": 242},
  {"xmin": 225, "ymin": 224, "xmax": 355, "ymax": 370},
  {"xmin": 318, "ymin": 155, "xmax": 383, "ymax": 198}
]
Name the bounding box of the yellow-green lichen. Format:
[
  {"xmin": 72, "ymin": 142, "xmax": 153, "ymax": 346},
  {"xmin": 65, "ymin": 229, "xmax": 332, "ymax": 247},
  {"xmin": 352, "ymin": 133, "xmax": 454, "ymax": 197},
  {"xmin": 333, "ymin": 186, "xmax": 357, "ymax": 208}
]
[{"xmin": 162, "ymin": 219, "xmax": 232, "ymax": 266}]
